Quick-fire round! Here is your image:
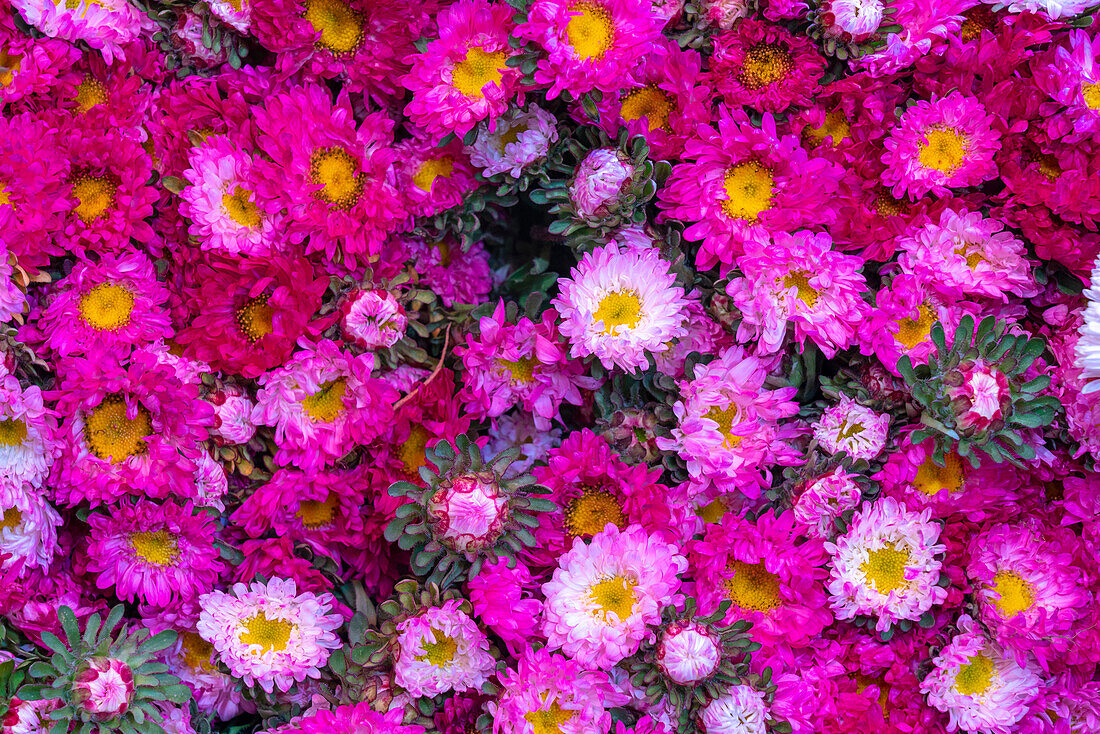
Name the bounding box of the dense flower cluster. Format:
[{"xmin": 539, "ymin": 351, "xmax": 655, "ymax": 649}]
[{"xmin": 0, "ymin": 0, "xmax": 1098, "ymax": 733}]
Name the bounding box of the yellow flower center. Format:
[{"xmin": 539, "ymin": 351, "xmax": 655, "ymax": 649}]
[
  {"xmin": 0, "ymin": 48, "xmax": 23, "ymax": 88},
  {"xmin": 0, "ymin": 182, "xmax": 12, "ymax": 208},
  {"xmin": 860, "ymin": 542, "xmax": 911, "ymax": 594},
  {"xmin": 222, "ymin": 185, "xmax": 262, "ymax": 228},
  {"xmin": 0, "ymin": 419, "xmax": 28, "ymax": 447},
  {"xmin": 310, "ymin": 146, "xmax": 362, "ymax": 209},
  {"xmin": 588, "ymin": 575, "xmax": 636, "ymax": 621},
  {"xmin": 0, "ymin": 507, "xmax": 22, "ymax": 533},
  {"xmin": 1082, "ymin": 82, "xmax": 1100, "ymax": 111},
  {"xmin": 300, "ymin": 378, "xmax": 347, "ymax": 423},
  {"xmin": 75, "ymin": 74, "xmax": 106, "ymax": 113},
  {"xmin": 71, "ymin": 174, "xmax": 117, "ymax": 223},
  {"xmin": 452, "ymin": 46, "xmax": 509, "ymax": 98},
  {"xmin": 412, "ymin": 156, "xmax": 455, "ymax": 192},
  {"xmin": 697, "ymin": 498, "xmax": 727, "ymax": 524},
  {"xmin": 954, "ymin": 653, "xmax": 995, "ymax": 696},
  {"xmin": 434, "ymin": 239, "xmax": 452, "ymax": 267},
  {"xmin": 913, "ymin": 450, "xmax": 965, "ymax": 496},
  {"xmin": 620, "ymin": 85, "xmax": 673, "ymax": 131},
  {"xmin": 721, "ymin": 161, "xmax": 774, "ymax": 222},
  {"xmin": 235, "ymin": 296, "xmax": 274, "ymax": 343},
  {"xmin": 1033, "ymin": 153, "xmax": 1061, "ymax": 181},
  {"xmin": 239, "ymin": 613, "xmax": 296, "ymax": 655},
  {"xmin": 564, "ymin": 486, "xmax": 625, "ymax": 538},
  {"xmin": 303, "ymin": 0, "xmax": 363, "ymax": 55},
  {"xmin": 894, "ymin": 303, "xmax": 935, "ymax": 349},
  {"xmin": 128, "ymin": 529, "xmax": 180, "ymax": 567},
  {"xmin": 566, "ymin": 1, "xmax": 614, "ymax": 61},
  {"xmin": 399, "ymin": 424, "xmax": 431, "ymax": 476},
  {"xmin": 705, "ymin": 404, "xmax": 743, "ymax": 449},
  {"xmin": 525, "ymin": 703, "xmax": 575, "ymax": 734},
  {"xmin": 804, "ymin": 110, "xmax": 851, "ymax": 148},
  {"xmin": 853, "ymin": 673, "xmax": 891, "ymax": 713},
  {"xmin": 918, "ymin": 127, "xmax": 968, "ymax": 174},
  {"xmin": 783, "ymin": 271, "xmax": 819, "ymax": 308},
  {"xmin": 739, "ymin": 43, "xmax": 793, "ymax": 90},
  {"xmin": 180, "ymin": 631, "xmax": 216, "ymax": 672},
  {"xmin": 497, "ymin": 357, "xmax": 537, "ymax": 384},
  {"xmin": 873, "ymin": 187, "xmax": 906, "ymax": 217},
  {"xmin": 959, "ymin": 6, "xmax": 996, "ymax": 42},
  {"xmin": 726, "ymin": 560, "xmax": 781, "ymax": 612},
  {"xmin": 593, "ymin": 290, "xmax": 641, "ymax": 334},
  {"xmin": 497, "ymin": 122, "xmax": 528, "ymax": 152},
  {"xmin": 84, "ymin": 395, "xmax": 152, "ymax": 464},
  {"xmin": 79, "ymin": 282, "xmax": 135, "ymax": 331},
  {"xmin": 414, "ymin": 628, "xmax": 458, "ymax": 667},
  {"xmin": 991, "ymin": 571, "xmax": 1035, "ymax": 618},
  {"xmin": 296, "ymin": 492, "xmax": 339, "ymax": 528}
]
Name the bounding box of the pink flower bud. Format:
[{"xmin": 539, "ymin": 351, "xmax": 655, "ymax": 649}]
[{"xmin": 72, "ymin": 657, "xmax": 134, "ymax": 720}]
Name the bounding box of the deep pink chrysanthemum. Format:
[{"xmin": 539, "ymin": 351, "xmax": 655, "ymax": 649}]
[
  {"xmin": 468, "ymin": 557, "xmax": 544, "ymax": 658},
  {"xmin": 861, "ymin": 272, "xmax": 968, "ymax": 376},
  {"xmin": 297, "ymin": 705, "xmax": 425, "ymax": 734},
  {"xmin": 393, "ymin": 131, "xmax": 480, "ymax": 219},
  {"xmin": 85, "ymin": 500, "xmax": 224, "ymax": 607},
  {"xmin": 1033, "ymin": 30, "xmax": 1100, "ymax": 146},
  {"xmin": 402, "ymin": 0, "xmax": 522, "ymax": 141},
  {"xmin": 708, "ymin": 19, "xmax": 826, "ymax": 113},
  {"xmin": 403, "ymin": 235, "xmax": 493, "ymax": 308},
  {"xmin": 12, "ymin": 0, "xmax": 145, "ymax": 64},
  {"xmin": 514, "ymin": 0, "xmax": 662, "ymax": 99},
  {"xmin": 0, "ymin": 11, "xmax": 80, "ymax": 106},
  {"xmin": 658, "ymin": 106, "xmax": 842, "ymax": 273}
]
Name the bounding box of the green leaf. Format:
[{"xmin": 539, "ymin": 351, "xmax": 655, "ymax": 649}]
[
  {"xmin": 38, "ymin": 632, "xmax": 71, "ymax": 661},
  {"xmin": 159, "ymin": 684, "xmax": 193, "ymax": 704},
  {"xmin": 58, "ymin": 606, "xmax": 81, "ymax": 647},
  {"xmin": 137, "ymin": 629, "xmax": 177, "ymax": 654}
]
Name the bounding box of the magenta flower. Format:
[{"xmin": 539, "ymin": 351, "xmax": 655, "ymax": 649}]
[
  {"xmin": 708, "ymin": 19, "xmax": 826, "ymax": 113},
  {"xmin": 72, "ymin": 658, "xmax": 134, "ymax": 721}
]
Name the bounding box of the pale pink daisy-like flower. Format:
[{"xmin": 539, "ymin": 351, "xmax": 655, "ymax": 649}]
[
  {"xmin": 553, "ymin": 242, "xmax": 689, "ymax": 372},
  {"xmin": 812, "ymin": 396, "xmax": 890, "ymax": 461},
  {"xmin": 921, "ymin": 615, "xmax": 1041, "ymax": 734},
  {"xmin": 897, "ymin": 208, "xmax": 1036, "ymax": 301},
  {"xmin": 700, "ymin": 685, "xmax": 770, "ymax": 734},
  {"xmin": 0, "ymin": 484, "xmax": 61, "ymax": 574},
  {"xmin": 210, "ymin": 387, "xmax": 257, "ymax": 445},
  {"xmin": 1077, "ymin": 254, "xmax": 1100, "ymax": 393},
  {"xmin": 792, "ymin": 467, "xmax": 863, "ymax": 540},
  {"xmin": 0, "ymin": 375, "xmax": 58, "ymax": 492},
  {"xmin": 192, "ymin": 452, "xmax": 229, "ymax": 513},
  {"xmin": 825, "ymin": 497, "xmax": 948, "ymax": 632},
  {"xmin": 702, "ymin": 0, "xmax": 751, "ymax": 28},
  {"xmin": 196, "ymin": 578, "xmax": 343, "ymax": 694},
  {"xmin": 340, "ymin": 290, "xmax": 407, "ymax": 350},
  {"xmin": 394, "ymin": 599, "xmax": 495, "ymax": 697},
  {"xmin": 881, "ymin": 92, "xmax": 1001, "ymax": 199},
  {"xmin": 541, "ymin": 524, "xmax": 687, "ymax": 670},
  {"xmin": 987, "ymin": 0, "xmax": 1100, "ymax": 19},
  {"xmin": 251, "ymin": 339, "xmax": 398, "ymax": 472},
  {"xmin": 656, "ymin": 621, "xmax": 722, "ymax": 685},
  {"xmin": 514, "ymin": 0, "xmax": 663, "ymax": 100},
  {"xmin": 659, "ymin": 345, "xmax": 802, "ymax": 495},
  {"xmin": 467, "ymin": 105, "xmax": 559, "ymax": 179},
  {"xmin": 180, "ymin": 135, "xmax": 283, "ymax": 257},
  {"xmin": 207, "ymin": 0, "xmax": 250, "ymax": 31},
  {"xmin": 726, "ymin": 231, "xmax": 869, "ymax": 359},
  {"xmin": 72, "ymin": 657, "xmax": 134, "ymax": 720},
  {"xmin": 12, "ymin": 0, "xmax": 144, "ymax": 63},
  {"xmin": 571, "ymin": 147, "xmax": 635, "ymax": 219}
]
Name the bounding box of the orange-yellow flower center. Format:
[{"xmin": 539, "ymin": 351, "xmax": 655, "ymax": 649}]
[
  {"xmin": 79, "ymin": 282, "xmax": 135, "ymax": 331},
  {"xmin": 894, "ymin": 303, "xmax": 935, "ymax": 349},
  {"xmin": 452, "ymin": 46, "xmax": 509, "ymax": 98},
  {"xmin": 412, "ymin": 156, "xmax": 455, "ymax": 192},
  {"xmin": 991, "ymin": 570, "xmax": 1035, "ymax": 618},
  {"xmin": 0, "ymin": 48, "xmax": 22, "ymax": 88},
  {"xmin": 564, "ymin": 486, "xmax": 625, "ymax": 538},
  {"xmin": 71, "ymin": 173, "xmax": 118, "ymax": 223},
  {"xmin": 84, "ymin": 394, "xmax": 152, "ymax": 464},
  {"xmin": 1082, "ymin": 82, "xmax": 1100, "ymax": 111},
  {"xmin": 860, "ymin": 542, "xmax": 911, "ymax": 594},
  {"xmin": 588, "ymin": 575, "xmax": 636, "ymax": 621},
  {"xmin": 803, "ymin": 109, "xmax": 851, "ymax": 148},
  {"xmin": 399, "ymin": 424, "xmax": 431, "ymax": 476},
  {"xmin": 740, "ymin": 43, "xmax": 793, "ymax": 90},
  {"xmin": 913, "ymin": 450, "xmax": 965, "ymax": 496},
  {"xmin": 497, "ymin": 357, "xmax": 537, "ymax": 384},
  {"xmin": 721, "ymin": 161, "xmax": 774, "ymax": 222},
  {"xmin": 566, "ymin": 1, "xmax": 614, "ymax": 61},
  {"xmin": 705, "ymin": 404, "xmax": 743, "ymax": 449},
  {"xmin": 620, "ymin": 85, "xmax": 673, "ymax": 131},
  {"xmin": 0, "ymin": 507, "xmax": 21, "ymax": 533},
  {"xmin": 297, "ymin": 492, "xmax": 339, "ymax": 528},
  {"xmin": 726, "ymin": 560, "xmax": 781, "ymax": 612},
  {"xmin": 300, "ymin": 378, "xmax": 347, "ymax": 423},
  {"xmin": 222, "ymin": 185, "xmax": 262, "ymax": 228},
  {"xmin": 128, "ymin": 529, "xmax": 180, "ymax": 566},
  {"xmin": 414, "ymin": 628, "xmax": 458, "ymax": 666},
  {"xmin": 303, "ymin": 0, "xmax": 363, "ymax": 55},
  {"xmin": 783, "ymin": 271, "xmax": 819, "ymax": 308},
  {"xmin": 954, "ymin": 653, "xmax": 995, "ymax": 696},
  {"xmin": 525, "ymin": 703, "xmax": 575, "ymax": 734},
  {"xmin": 180, "ymin": 631, "xmax": 216, "ymax": 672},
  {"xmin": 235, "ymin": 296, "xmax": 274, "ymax": 343},
  {"xmin": 0, "ymin": 418, "xmax": 28, "ymax": 447},
  {"xmin": 310, "ymin": 146, "xmax": 362, "ymax": 209},
  {"xmin": 75, "ymin": 74, "xmax": 107, "ymax": 113},
  {"xmin": 594, "ymin": 290, "xmax": 641, "ymax": 333},
  {"xmin": 239, "ymin": 613, "xmax": 296, "ymax": 655},
  {"xmin": 918, "ymin": 126, "xmax": 968, "ymax": 174}
]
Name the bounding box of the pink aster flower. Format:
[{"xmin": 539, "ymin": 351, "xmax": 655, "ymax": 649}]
[
  {"xmin": 85, "ymin": 500, "xmax": 224, "ymax": 607},
  {"xmin": 0, "ymin": 375, "xmax": 59, "ymax": 492},
  {"xmin": 33, "ymin": 250, "xmax": 172, "ymax": 359},
  {"xmin": 394, "ymin": 599, "xmax": 495, "ymax": 697},
  {"xmin": 57, "ymin": 126, "xmax": 158, "ymax": 256},
  {"xmin": 209, "ymin": 387, "xmax": 257, "ymax": 445},
  {"xmin": 253, "ymin": 84, "xmax": 407, "ymax": 267},
  {"xmin": 487, "ymin": 646, "xmax": 627, "ymax": 734},
  {"xmin": 196, "ymin": 578, "xmax": 342, "ymax": 694},
  {"xmin": 658, "ymin": 106, "xmax": 842, "ymax": 273},
  {"xmin": 394, "ymin": 132, "xmax": 480, "ymax": 219},
  {"xmin": 813, "ymin": 396, "xmax": 890, "ymax": 461},
  {"xmin": 708, "ymin": 19, "xmax": 826, "ymax": 113},
  {"xmin": 50, "ymin": 348, "xmax": 213, "ymax": 508},
  {"xmin": 173, "ymin": 254, "xmax": 328, "ymax": 379},
  {"xmin": 921, "ymin": 614, "xmax": 1041, "ymax": 734},
  {"xmin": 251, "ymin": 339, "xmax": 397, "ymax": 472},
  {"xmin": 792, "ymin": 467, "xmax": 863, "ymax": 540},
  {"xmin": 425, "ymin": 471, "xmax": 512, "ymax": 559},
  {"xmin": 541, "ymin": 524, "xmax": 686, "ymax": 669},
  {"xmin": 553, "ymin": 241, "xmax": 689, "ymax": 372},
  {"xmin": 514, "ymin": 0, "xmax": 662, "ymax": 99},
  {"xmin": 467, "ymin": 104, "xmax": 560, "ymax": 179},
  {"xmin": 456, "ymin": 301, "xmax": 597, "ymax": 430},
  {"xmin": 570, "ymin": 147, "xmax": 635, "ymax": 219},
  {"xmin": 0, "ymin": 11, "xmax": 80, "ymax": 106},
  {"xmin": 944, "ymin": 360, "xmax": 1012, "ymax": 434},
  {"xmin": 72, "ymin": 657, "xmax": 134, "ymax": 721},
  {"xmin": 727, "ymin": 231, "xmax": 869, "ymax": 358},
  {"xmin": 658, "ymin": 345, "xmax": 802, "ymax": 495},
  {"xmin": 862, "ymin": 272, "xmax": 966, "ymax": 375},
  {"xmin": 340, "ymin": 289, "xmax": 407, "ymax": 349},
  {"xmin": 881, "ymin": 91, "xmax": 1001, "ymax": 199},
  {"xmin": 691, "ymin": 510, "xmax": 832, "ymax": 649},
  {"xmin": 968, "ymin": 522, "xmax": 1091, "ymax": 671},
  {"xmin": 180, "ymin": 135, "xmax": 283, "ymax": 257},
  {"xmin": 13, "ymin": 0, "xmax": 144, "ymax": 64},
  {"xmin": 825, "ymin": 497, "xmax": 948, "ymax": 632},
  {"xmin": 591, "ymin": 39, "xmax": 711, "ymax": 160},
  {"xmin": 528, "ymin": 429, "xmax": 673, "ymax": 567},
  {"xmin": 1033, "ymin": 30, "xmax": 1100, "ymax": 145},
  {"xmin": 468, "ymin": 557, "xmax": 544, "ymax": 658},
  {"xmin": 297, "ymin": 705, "xmax": 425, "ymax": 734},
  {"xmin": 402, "ymin": 0, "xmax": 522, "ymax": 141},
  {"xmin": 656, "ymin": 621, "xmax": 722, "ymax": 685},
  {"xmin": 0, "ymin": 484, "xmax": 61, "ymax": 574},
  {"xmin": 403, "ymin": 235, "xmax": 493, "ymax": 308},
  {"xmin": 897, "ymin": 208, "xmax": 1036, "ymax": 301}
]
